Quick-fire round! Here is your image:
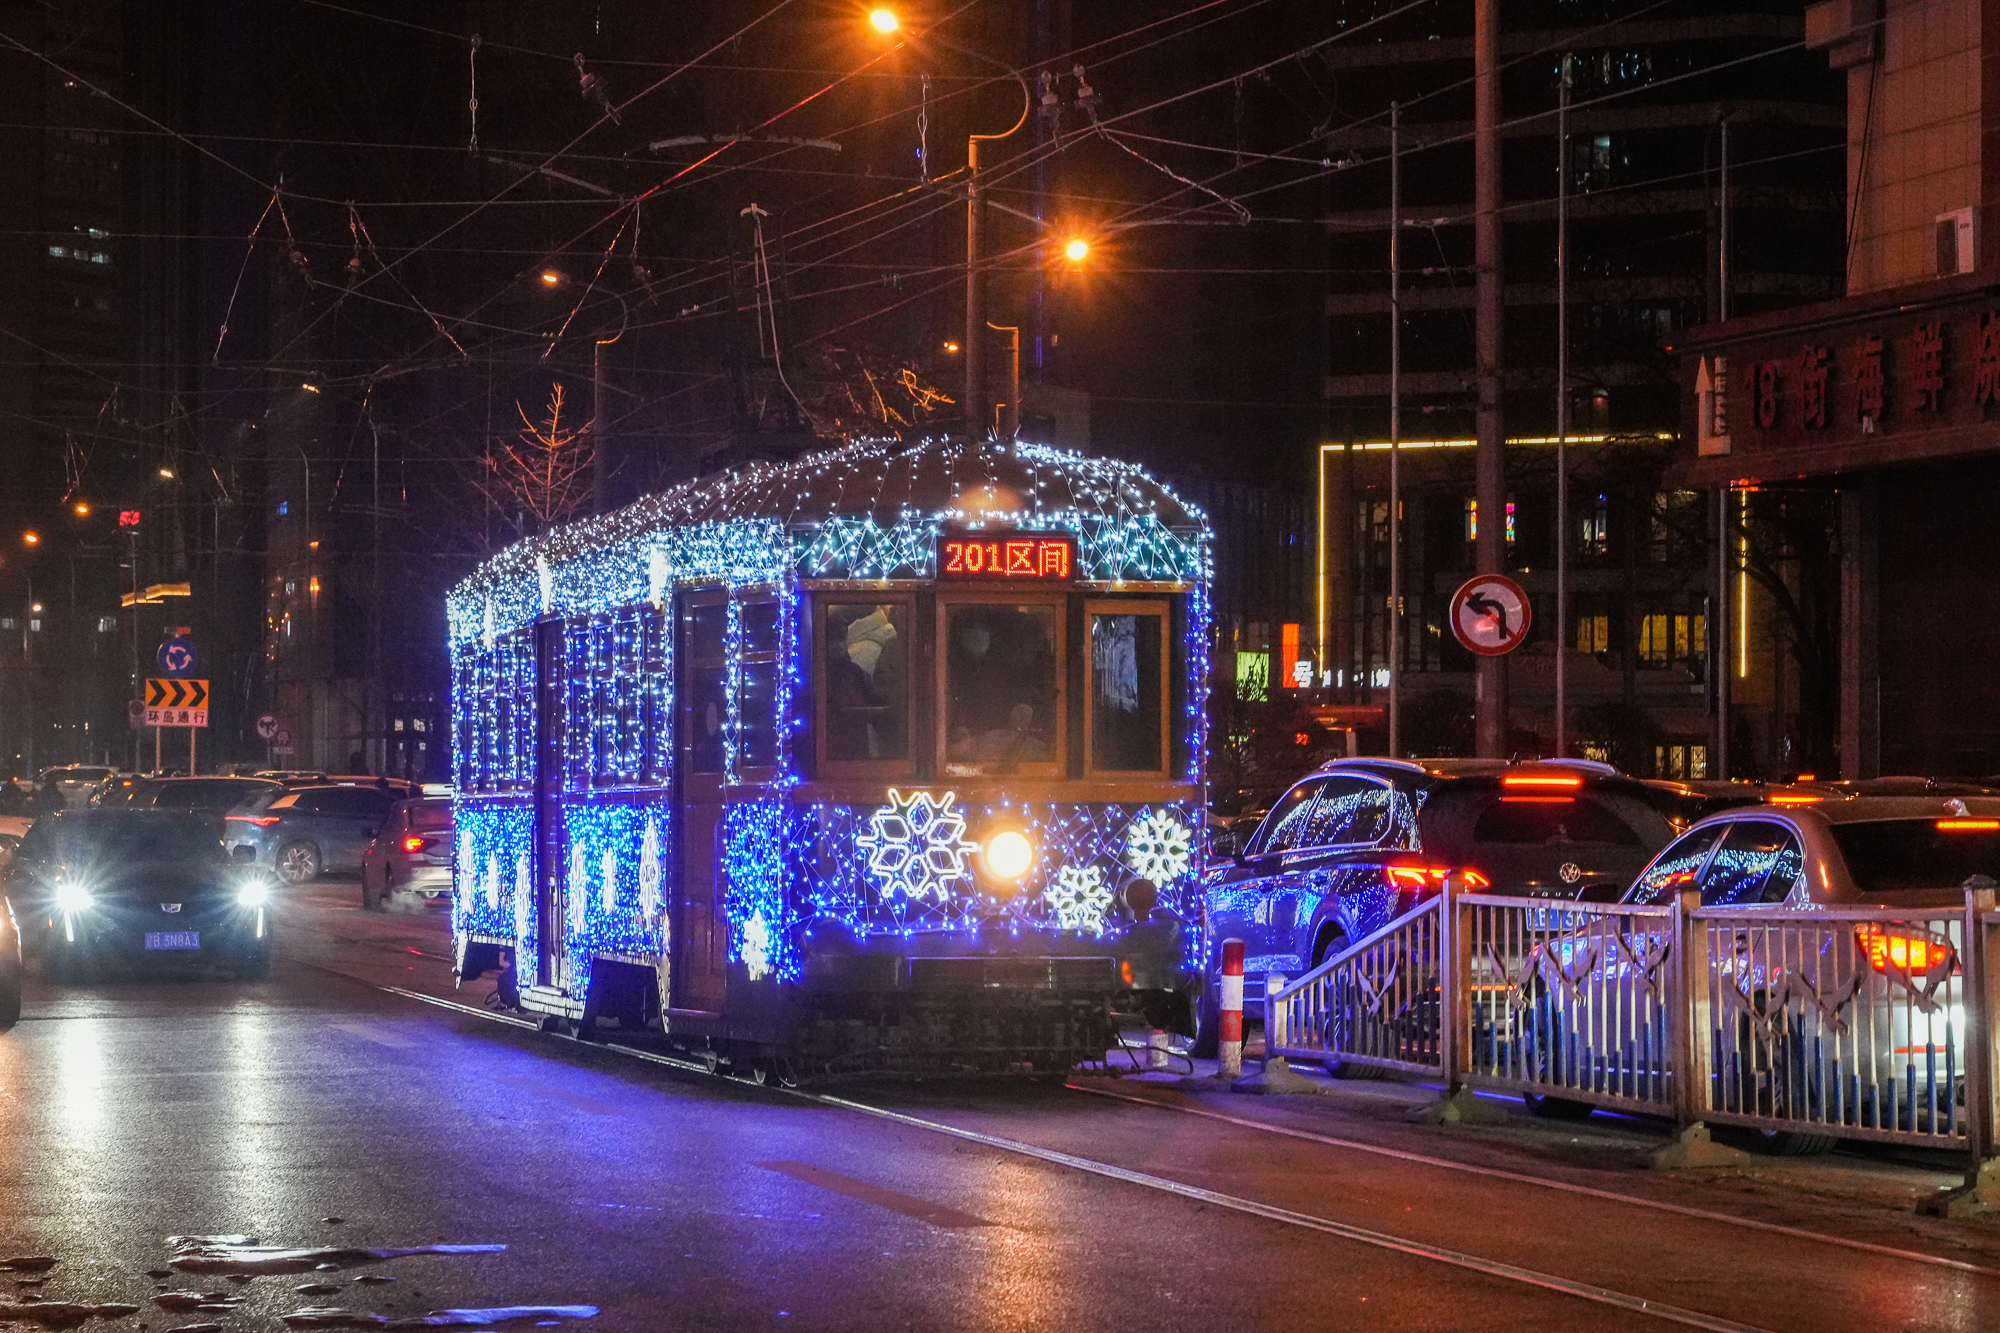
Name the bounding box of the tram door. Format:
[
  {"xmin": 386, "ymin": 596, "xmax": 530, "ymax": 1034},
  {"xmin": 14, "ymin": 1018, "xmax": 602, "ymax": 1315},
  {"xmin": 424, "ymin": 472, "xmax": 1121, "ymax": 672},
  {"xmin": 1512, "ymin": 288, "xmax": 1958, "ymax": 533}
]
[
  {"xmin": 673, "ymin": 593, "xmax": 730, "ymax": 1011},
  {"xmin": 532, "ymin": 617, "xmax": 569, "ymax": 991}
]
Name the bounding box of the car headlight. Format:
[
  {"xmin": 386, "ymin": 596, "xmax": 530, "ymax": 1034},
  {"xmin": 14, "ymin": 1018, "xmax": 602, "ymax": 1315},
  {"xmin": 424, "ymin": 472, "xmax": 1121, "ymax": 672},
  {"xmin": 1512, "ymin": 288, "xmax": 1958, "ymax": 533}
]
[
  {"xmin": 52, "ymin": 879, "xmax": 94, "ymax": 914},
  {"xmin": 236, "ymin": 878, "xmax": 273, "ymax": 908}
]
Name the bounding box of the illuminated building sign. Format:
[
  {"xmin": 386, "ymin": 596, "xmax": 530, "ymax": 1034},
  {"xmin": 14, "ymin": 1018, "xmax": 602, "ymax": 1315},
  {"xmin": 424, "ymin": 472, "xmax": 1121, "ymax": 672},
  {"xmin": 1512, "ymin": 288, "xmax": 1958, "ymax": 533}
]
[{"xmin": 937, "ymin": 532, "xmax": 1074, "ymax": 581}]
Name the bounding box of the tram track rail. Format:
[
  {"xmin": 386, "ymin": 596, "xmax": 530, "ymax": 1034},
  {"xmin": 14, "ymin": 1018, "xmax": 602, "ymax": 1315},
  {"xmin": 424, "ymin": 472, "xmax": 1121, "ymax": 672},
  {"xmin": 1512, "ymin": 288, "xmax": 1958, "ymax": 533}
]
[{"xmin": 372, "ymin": 981, "xmax": 2000, "ymax": 1331}]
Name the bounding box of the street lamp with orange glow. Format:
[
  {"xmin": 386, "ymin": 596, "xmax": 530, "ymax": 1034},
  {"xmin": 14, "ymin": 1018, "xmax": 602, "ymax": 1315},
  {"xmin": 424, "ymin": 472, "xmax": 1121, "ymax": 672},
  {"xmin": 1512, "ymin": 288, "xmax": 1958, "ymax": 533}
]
[{"xmin": 868, "ymin": 9, "xmax": 1030, "ymax": 438}]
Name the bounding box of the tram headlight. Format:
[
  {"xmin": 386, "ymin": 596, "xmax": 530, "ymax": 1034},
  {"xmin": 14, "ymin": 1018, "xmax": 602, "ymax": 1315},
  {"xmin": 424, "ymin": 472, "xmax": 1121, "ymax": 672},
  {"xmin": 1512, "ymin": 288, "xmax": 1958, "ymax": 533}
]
[{"xmin": 980, "ymin": 828, "xmax": 1035, "ymax": 889}]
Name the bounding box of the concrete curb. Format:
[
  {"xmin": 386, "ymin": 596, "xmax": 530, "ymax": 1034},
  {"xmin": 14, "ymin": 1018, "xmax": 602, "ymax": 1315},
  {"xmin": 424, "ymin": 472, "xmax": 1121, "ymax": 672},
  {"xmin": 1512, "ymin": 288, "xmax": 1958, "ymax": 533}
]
[
  {"xmin": 1410, "ymin": 1086, "xmax": 1510, "ymax": 1125},
  {"xmin": 1228, "ymin": 1056, "xmax": 1327, "ymax": 1096},
  {"xmin": 1648, "ymin": 1122, "xmax": 1756, "ymax": 1170}
]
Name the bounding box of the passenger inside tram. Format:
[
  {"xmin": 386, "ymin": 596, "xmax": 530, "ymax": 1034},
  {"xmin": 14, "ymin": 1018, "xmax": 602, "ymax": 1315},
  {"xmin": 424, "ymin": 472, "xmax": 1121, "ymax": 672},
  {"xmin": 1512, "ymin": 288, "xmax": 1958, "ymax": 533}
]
[
  {"xmin": 825, "ymin": 603, "xmax": 907, "ymax": 761},
  {"xmin": 945, "ymin": 605, "xmax": 1057, "ymax": 772}
]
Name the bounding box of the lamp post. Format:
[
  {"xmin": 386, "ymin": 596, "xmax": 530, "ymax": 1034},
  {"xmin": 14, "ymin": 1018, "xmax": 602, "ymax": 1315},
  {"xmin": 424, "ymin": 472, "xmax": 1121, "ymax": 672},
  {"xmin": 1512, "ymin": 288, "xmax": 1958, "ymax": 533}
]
[{"xmin": 870, "ymin": 11, "xmax": 1030, "ymax": 438}]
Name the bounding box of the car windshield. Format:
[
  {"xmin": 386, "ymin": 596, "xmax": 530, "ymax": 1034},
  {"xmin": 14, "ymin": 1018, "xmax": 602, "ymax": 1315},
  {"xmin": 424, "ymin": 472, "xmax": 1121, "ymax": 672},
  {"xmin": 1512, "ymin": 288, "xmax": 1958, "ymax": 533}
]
[
  {"xmin": 408, "ymin": 800, "xmax": 452, "ymax": 830},
  {"xmin": 26, "ymin": 812, "xmax": 224, "ymax": 864},
  {"xmin": 1471, "ymin": 793, "xmax": 1654, "ymax": 846},
  {"xmin": 1830, "ymin": 820, "xmax": 2000, "ymax": 892}
]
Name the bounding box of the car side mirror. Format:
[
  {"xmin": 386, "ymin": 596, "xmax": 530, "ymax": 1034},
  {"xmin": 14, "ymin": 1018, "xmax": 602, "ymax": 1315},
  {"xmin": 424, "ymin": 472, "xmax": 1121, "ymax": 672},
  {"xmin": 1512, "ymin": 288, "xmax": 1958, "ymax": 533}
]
[{"xmin": 1575, "ymin": 882, "xmax": 1623, "ymax": 904}]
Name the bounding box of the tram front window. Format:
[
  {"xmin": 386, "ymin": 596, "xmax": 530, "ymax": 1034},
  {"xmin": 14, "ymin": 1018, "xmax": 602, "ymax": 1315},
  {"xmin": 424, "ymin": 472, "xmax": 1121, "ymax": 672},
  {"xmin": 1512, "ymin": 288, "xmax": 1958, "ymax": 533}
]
[
  {"xmin": 943, "ymin": 602, "xmax": 1059, "ymax": 774},
  {"xmin": 824, "ymin": 602, "xmax": 908, "ymax": 763},
  {"xmin": 1089, "ymin": 605, "xmax": 1166, "ymax": 773}
]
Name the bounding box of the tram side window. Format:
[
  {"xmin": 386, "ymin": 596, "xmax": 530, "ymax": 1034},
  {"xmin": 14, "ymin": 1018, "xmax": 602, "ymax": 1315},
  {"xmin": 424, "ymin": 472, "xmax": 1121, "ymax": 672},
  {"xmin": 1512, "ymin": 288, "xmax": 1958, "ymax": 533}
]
[
  {"xmin": 577, "ymin": 610, "xmax": 652, "ymax": 788},
  {"xmin": 943, "ymin": 601, "xmax": 1060, "ymax": 774},
  {"xmin": 738, "ymin": 597, "xmax": 780, "ymax": 772},
  {"xmin": 1088, "ymin": 603, "xmax": 1167, "ymax": 773},
  {"xmin": 683, "ymin": 600, "xmax": 728, "ymax": 775},
  {"xmin": 822, "ymin": 602, "xmax": 908, "ymax": 765}
]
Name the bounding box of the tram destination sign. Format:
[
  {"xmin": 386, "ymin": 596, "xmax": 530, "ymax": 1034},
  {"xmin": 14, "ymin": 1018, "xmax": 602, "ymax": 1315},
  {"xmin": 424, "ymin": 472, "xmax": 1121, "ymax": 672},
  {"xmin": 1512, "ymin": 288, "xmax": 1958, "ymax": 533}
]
[{"xmin": 937, "ymin": 532, "xmax": 1075, "ymax": 581}]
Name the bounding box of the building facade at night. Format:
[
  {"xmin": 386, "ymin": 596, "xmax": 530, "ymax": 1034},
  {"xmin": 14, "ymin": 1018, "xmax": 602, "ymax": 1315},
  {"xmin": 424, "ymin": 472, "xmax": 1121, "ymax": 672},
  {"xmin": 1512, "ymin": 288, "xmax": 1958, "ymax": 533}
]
[
  {"xmin": 1300, "ymin": 1, "xmax": 1848, "ymax": 773},
  {"xmin": 1676, "ymin": 0, "xmax": 2000, "ymax": 778}
]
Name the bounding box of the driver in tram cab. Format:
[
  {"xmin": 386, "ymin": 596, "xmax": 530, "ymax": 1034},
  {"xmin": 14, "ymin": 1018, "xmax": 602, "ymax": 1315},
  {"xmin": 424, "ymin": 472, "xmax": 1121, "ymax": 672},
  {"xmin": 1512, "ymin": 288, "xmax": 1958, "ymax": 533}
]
[
  {"xmin": 827, "ymin": 606, "xmax": 902, "ymax": 760},
  {"xmin": 947, "ymin": 613, "xmax": 1055, "ymax": 767}
]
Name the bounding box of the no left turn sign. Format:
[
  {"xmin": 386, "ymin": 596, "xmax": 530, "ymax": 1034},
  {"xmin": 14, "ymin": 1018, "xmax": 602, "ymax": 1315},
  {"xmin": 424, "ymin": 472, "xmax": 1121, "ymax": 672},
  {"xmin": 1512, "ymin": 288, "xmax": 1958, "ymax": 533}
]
[{"xmin": 1449, "ymin": 574, "xmax": 1532, "ymax": 657}]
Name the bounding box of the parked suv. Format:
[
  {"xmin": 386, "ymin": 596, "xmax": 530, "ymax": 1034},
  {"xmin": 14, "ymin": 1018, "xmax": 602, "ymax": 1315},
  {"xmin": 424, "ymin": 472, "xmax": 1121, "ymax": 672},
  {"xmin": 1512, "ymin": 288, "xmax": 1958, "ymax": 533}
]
[
  {"xmin": 225, "ymin": 783, "xmax": 400, "ymax": 883},
  {"xmin": 1200, "ymin": 758, "xmax": 1672, "ymax": 1038}
]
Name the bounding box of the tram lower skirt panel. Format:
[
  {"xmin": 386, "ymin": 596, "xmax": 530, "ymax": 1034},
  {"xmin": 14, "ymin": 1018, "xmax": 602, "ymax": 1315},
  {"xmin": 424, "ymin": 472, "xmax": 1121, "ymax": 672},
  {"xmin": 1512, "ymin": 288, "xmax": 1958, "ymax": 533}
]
[{"xmin": 796, "ymin": 990, "xmax": 1121, "ymax": 1074}]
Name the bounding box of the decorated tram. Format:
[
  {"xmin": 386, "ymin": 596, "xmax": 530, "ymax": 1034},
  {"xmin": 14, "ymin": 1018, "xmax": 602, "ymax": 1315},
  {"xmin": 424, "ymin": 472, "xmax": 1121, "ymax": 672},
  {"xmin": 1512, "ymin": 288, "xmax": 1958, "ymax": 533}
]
[{"xmin": 446, "ymin": 436, "xmax": 1212, "ymax": 1073}]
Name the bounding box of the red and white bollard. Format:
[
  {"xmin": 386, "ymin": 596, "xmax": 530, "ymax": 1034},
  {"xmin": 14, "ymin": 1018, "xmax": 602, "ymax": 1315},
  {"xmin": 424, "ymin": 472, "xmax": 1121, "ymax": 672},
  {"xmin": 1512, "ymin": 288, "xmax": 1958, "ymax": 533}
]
[{"xmin": 1218, "ymin": 937, "xmax": 1245, "ymax": 1078}]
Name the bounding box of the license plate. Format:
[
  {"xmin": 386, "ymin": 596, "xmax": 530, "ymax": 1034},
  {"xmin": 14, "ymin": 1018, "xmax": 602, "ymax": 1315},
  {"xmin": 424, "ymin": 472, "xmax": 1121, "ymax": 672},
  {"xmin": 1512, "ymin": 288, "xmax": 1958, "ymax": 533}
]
[{"xmin": 144, "ymin": 931, "xmax": 201, "ymax": 951}]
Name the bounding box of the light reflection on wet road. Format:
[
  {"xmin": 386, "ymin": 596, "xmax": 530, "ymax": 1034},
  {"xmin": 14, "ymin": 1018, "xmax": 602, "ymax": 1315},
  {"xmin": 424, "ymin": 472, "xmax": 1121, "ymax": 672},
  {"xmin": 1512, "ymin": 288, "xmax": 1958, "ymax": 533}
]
[{"xmin": 0, "ymin": 887, "xmax": 1996, "ymax": 1331}]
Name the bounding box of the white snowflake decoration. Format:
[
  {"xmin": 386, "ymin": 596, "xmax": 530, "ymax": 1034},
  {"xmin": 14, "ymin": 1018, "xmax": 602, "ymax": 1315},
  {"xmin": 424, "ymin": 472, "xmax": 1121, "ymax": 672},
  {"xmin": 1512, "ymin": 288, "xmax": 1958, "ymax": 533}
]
[
  {"xmin": 856, "ymin": 788, "xmax": 979, "ymax": 905},
  {"xmin": 535, "ymin": 555, "xmax": 555, "ymax": 612},
  {"xmin": 513, "ymin": 853, "xmax": 533, "ymax": 981},
  {"xmin": 601, "ymin": 848, "xmax": 620, "ymax": 915},
  {"xmin": 638, "ymin": 815, "xmax": 662, "ymax": 920},
  {"xmin": 1045, "ymin": 865, "xmax": 1113, "ymax": 934},
  {"xmin": 647, "ymin": 546, "xmax": 670, "ymax": 608},
  {"xmin": 568, "ymin": 842, "xmax": 588, "ymax": 934},
  {"xmin": 741, "ymin": 911, "xmax": 772, "ymax": 982},
  {"xmin": 484, "ymin": 852, "xmax": 501, "ymax": 912},
  {"xmin": 1124, "ymin": 808, "xmax": 1192, "ymax": 884},
  {"xmin": 457, "ymin": 831, "xmax": 476, "ymax": 911}
]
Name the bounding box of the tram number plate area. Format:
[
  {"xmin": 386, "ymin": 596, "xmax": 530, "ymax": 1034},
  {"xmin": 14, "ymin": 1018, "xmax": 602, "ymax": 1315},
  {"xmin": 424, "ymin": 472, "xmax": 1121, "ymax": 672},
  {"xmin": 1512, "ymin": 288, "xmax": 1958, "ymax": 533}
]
[
  {"xmin": 938, "ymin": 533, "xmax": 1075, "ymax": 581},
  {"xmin": 145, "ymin": 931, "xmax": 201, "ymax": 951}
]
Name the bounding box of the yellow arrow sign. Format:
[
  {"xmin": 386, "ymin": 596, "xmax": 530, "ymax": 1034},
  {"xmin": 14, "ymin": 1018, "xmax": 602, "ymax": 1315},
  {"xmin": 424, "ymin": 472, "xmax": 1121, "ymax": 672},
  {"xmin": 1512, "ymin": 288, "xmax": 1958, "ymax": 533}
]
[{"xmin": 144, "ymin": 679, "xmax": 209, "ymax": 709}]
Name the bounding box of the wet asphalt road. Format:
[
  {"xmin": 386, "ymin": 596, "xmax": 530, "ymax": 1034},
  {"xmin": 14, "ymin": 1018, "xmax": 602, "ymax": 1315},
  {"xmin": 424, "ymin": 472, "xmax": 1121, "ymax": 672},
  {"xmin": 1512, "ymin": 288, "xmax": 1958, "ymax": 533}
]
[{"xmin": 3, "ymin": 887, "xmax": 2000, "ymax": 1331}]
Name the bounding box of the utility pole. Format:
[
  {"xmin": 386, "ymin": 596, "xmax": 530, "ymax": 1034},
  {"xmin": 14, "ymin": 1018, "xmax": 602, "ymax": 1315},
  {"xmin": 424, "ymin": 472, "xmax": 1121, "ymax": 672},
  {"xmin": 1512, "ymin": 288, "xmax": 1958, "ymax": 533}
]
[
  {"xmin": 1387, "ymin": 102, "xmax": 1402, "ymax": 759},
  {"xmin": 1474, "ymin": 0, "xmax": 1507, "ymax": 756},
  {"xmin": 1555, "ymin": 62, "xmax": 1571, "ymax": 757},
  {"xmin": 963, "ymin": 72, "xmax": 1031, "ymax": 439},
  {"xmin": 1715, "ymin": 115, "xmax": 1733, "ymax": 780}
]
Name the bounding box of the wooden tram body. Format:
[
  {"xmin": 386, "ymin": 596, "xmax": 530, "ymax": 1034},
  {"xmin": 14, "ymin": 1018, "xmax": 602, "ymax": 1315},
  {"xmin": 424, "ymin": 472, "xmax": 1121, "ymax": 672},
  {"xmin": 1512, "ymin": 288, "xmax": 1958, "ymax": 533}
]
[{"xmin": 447, "ymin": 438, "xmax": 1211, "ymax": 1070}]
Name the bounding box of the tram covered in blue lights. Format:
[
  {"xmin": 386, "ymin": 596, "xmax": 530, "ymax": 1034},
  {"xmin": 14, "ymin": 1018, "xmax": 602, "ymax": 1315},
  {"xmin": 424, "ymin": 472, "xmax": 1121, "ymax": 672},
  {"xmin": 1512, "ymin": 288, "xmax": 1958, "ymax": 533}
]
[{"xmin": 447, "ymin": 436, "xmax": 1211, "ymax": 1073}]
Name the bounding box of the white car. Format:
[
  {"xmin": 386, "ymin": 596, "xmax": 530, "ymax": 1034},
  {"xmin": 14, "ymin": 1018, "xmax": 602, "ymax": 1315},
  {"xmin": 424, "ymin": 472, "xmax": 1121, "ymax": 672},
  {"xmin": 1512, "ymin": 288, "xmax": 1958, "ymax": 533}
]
[{"xmin": 1619, "ymin": 795, "xmax": 1998, "ymax": 1152}]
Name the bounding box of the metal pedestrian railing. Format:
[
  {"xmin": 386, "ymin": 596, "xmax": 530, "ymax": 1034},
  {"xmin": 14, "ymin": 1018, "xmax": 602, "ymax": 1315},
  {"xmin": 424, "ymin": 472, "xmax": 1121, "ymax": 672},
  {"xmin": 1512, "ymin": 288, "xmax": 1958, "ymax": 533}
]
[
  {"xmin": 1460, "ymin": 895, "xmax": 1677, "ymax": 1117},
  {"xmin": 1265, "ymin": 880, "xmax": 2000, "ymax": 1169},
  {"xmin": 1266, "ymin": 895, "xmax": 1447, "ymax": 1079}
]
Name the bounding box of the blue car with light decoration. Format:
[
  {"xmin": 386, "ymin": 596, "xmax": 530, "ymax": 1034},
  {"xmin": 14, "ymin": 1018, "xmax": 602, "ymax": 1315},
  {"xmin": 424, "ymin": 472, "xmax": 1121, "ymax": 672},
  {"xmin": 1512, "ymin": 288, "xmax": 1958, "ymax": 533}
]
[
  {"xmin": 447, "ymin": 437, "xmax": 1212, "ymax": 1074},
  {"xmin": 1198, "ymin": 758, "xmax": 1672, "ymax": 1051}
]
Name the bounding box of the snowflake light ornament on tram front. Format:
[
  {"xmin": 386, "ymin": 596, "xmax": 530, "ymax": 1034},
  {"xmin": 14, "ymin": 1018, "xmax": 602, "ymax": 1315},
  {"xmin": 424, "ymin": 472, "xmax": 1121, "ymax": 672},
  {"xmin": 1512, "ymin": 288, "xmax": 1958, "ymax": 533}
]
[
  {"xmin": 856, "ymin": 788, "xmax": 979, "ymax": 907},
  {"xmin": 1045, "ymin": 865, "xmax": 1113, "ymax": 934},
  {"xmin": 1123, "ymin": 808, "xmax": 1193, "ymax": 885}
]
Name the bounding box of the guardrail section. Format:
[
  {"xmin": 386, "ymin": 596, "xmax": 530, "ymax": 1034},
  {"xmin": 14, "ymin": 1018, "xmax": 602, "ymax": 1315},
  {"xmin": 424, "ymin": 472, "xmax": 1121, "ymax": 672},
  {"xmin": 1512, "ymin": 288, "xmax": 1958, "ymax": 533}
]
[
  {"xmin": 1459, "ymin": 895, "xmax": 1676, "ymax": 1115},
  {"xmin": 1267, "ymin": 896, "xmax": 1446, "ymax": 1078},
  {"xmin": 1691, "ymin": 905, "xmax": 1969, "ymax": 1147}
]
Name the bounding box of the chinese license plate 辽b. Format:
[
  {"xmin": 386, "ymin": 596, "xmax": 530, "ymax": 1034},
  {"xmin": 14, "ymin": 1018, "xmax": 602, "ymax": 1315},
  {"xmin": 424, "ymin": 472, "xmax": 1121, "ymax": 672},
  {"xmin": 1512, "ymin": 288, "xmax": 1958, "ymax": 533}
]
[{"xmin": 144, "ymin": 931, "xmax": 201, "ymax": 951}]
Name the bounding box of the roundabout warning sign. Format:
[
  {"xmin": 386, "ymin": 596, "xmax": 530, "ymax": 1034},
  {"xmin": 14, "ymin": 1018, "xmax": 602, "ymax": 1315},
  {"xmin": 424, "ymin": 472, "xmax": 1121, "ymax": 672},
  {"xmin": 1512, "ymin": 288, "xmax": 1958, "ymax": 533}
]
[{"xmin": 1449, "ymin": 574, "xmax": 1532, "ymax": 657}]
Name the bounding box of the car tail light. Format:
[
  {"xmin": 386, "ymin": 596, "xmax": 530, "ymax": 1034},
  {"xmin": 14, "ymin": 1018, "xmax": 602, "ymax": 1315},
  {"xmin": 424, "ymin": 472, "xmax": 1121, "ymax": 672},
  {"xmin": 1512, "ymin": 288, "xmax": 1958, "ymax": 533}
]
[
  {"xmin": 1937, "ymin": 818, "xmax": 2000, "ymax": 831},
  {"xmin": 1386, "ymin": 866, "xmax": 1491, "ymax": 890},
  {"xmin": 1769, "ymin": 794, "xmax": 1824, "ymax": 805},
  {"xmin": 401, "ymin": 835, "xmax": 433, "ymax": 854},
  {"xmin": 227, "ymin": 814, "xmax": 281, "ymax": 826},
  {"xmin": 1854, "ymin": 924, "xmax": 1955, "ymax": 975},
  {"xmin": 1502, "ymin": 774, "xmax": 1582, "ymax": 789}
]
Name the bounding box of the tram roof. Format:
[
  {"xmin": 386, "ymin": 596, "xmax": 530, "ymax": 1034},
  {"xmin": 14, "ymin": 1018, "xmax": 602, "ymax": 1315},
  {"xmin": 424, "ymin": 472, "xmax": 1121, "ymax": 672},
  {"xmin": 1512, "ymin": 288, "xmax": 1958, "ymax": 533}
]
[
  {"xmin": 623, "ymin": 435, "xmax": 1202, "ymax": 532},
  {"xmin": 450, "ymin": 437, "xmax": 1211, "ymax": 647}
]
